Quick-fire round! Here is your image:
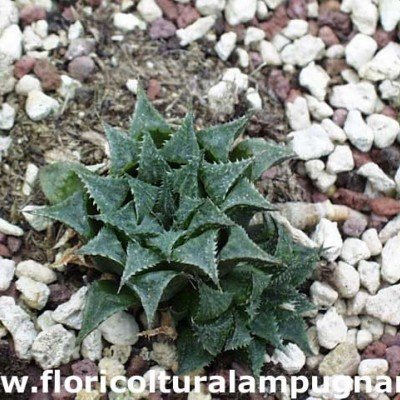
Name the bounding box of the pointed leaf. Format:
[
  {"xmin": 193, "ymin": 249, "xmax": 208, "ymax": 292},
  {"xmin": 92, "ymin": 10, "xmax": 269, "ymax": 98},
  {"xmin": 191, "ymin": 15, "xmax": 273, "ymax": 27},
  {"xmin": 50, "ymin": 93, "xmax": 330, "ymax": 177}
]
[
  {"xmin": 172, "ymin": 229, "xmax": 219, "ymax": 284},
  {"xmin": 277, "ymin": 312, "xmax": 311, "ymax": 354},
  {"xmin": 127, "ymin": 177, "xmax": 159, "ymax": 222},
  {"xmin": 104, "ymin": 124, "xmax": 139, "ymax": 175},
  {"xmin": 195, "ymin": 283, "xmax": 233, "ymax": 322},
  {"xmin": 193, "ymin": 313, "xmax": 233, "ymax": 356},
  {"xmin": 247, "ymin": 338, "xmax": 266, "ymax": 377},
  {"xmin": 39, "ymin": 162, "xmax": 84, "ymax": 204},
  {"xmin": 221, "ymin": 178, "xmax": 274, "ymax": 212},
  {"xmin": 197, "ymin": 116, "xmax": 248, "ymax": 162},
  {"xmin": 147, "ymin": 230, "xmax": 185, "ymax": 259},
  {"xmin": 177, "ymin": 327, "xmax": 214, "ymax": 375},
  {"xmin": 77, "ymin": 280, "xmax": 138, "ymax": 343},
  {"xmin": 250, "ymin": 308, "xmax": 282, "ymax": 348},
  {"xmin": 170, "ymin": 157, "xmax": 201, "ymax": 198},
  {"xmin": 161, "ymin": 112, "xmax": 200, "ymax": 164},
  {"xmin": 188, "ymin": 199, "xmax": 233, "ymax": 233},
  {"xmin": 225, "ymin": 312, "xmax": 252, "ymax": 351},
  {"xmin": 94, "ymin": 201, "xmax": 162, "ymax": 237},
  {"xmin": 138, "ymin": 133, "xmax": 170, "ymax": 184},
  {"xmin": 77, "ymin": 226, "xmax": 126, "ymax": 265},
  {"xmin": 130, "ymin": 86, "xmax": 172, "ymax": 142},
  {"xmin": 219, "ymin": 225, "xmax": 278, "ymax": 264},
  {"xmin": 121, "ymin": 240, "xmax": 162, "ymax": 284},
  {"xmin": 232, "ymin": 138, "xmax": 293, "ymax": 180},
  {"xmin": 200, "ymin": 159, "xmax": 252, "ymax": 203},
  {"xmin": 154, "ymin": 172, "xmax": 176, "ymax": 227},
  {"xmin": 75, "ymin": 169, "xmax": 129, "ymax": 214},
  {"xmin": 33, "ymin": 190, "xmax": 92, "ymax": 238},
  {"xmin": 127, "ymin": 270, "xmax": 179, "ymax": 328},
  {"xmin": 174, "ymin": 197, "xmax": 204, "ymax": 227}
]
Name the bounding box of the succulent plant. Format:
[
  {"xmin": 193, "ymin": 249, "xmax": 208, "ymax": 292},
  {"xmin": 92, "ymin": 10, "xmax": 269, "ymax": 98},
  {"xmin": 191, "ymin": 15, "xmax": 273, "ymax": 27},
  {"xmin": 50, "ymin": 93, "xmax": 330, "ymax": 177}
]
[{"xmin": 36, "ymin": 88, "xmax": 318, "ymax": 375}]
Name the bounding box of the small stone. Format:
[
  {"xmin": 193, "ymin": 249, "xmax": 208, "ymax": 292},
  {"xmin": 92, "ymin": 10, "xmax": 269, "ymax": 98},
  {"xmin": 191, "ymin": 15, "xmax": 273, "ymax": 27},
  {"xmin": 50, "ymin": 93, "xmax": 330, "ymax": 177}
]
[
  {"xmin": 345, "ymin": 33, "xmax": 377, "ymax": 72},
  {"xmin": 321, "ymin": 118, "xmax": 347, "ymax": 143},
  {"xmin": 361, "ymin": 228, "xmax": 382, "ymax": 256},
  {"xmin": 25, "ymin": 90, "xmax": 59, "ymax": 121},
  {"xmin": 16, "ymin": 276, "xmax": 50, "ymax": 310},
  {"xmin": 98, "ymin": 357, "xmax": 125, "ymax": 385},
  {"xmin": 385, "ymin": 345, "xmax": 400, "ymax": 378},
  {"xmin": 0, "ymin": 0, "xmax": 18, "ymax": 34},
  {"xmin": 126, "ymin": 78, "xmax": 138, "ymax": 94},
  {"xmin": 312, "ymin": 218, "xmax": 343, "ymax": 261},
  {"xmin": 0, "ymin": 218, "xmax": 23, "ymax": 237},
  {"xmin": 318, "ymin": 342, "xmax": 361, "ymax": 376},
  {"xmin": 149, "ymin": 18, "xmax": 176, "ymax": 39},
  {"xmin": 340, "ymin": 238, "xmax": 371, "ymax": 265},
  {"xmin": 347, "ymin": 290, "xmax": 369, "ymax": 316},
  {"xmin": 137, "ymin": 0, "xmax": 163, "ymax": 22},
  {"xmin": 317, "ymin": 308, "xmax": 348, "ymax": 349},
  {"xmin": 258, "ymin": 40, "xmax": 281, "ymax": 65},
  {"xmin": 0, "ymin": 24, "xmax": 23, "ymax": 62},
  {"xmin": 381, "ymin": 234, "xmax": 400, "ymax": 284},
  {"xmin": 176, "ymin": 16, "xmax": 215, "ymax": 46},
  {"xmin": 357, "ymin": 330, "xmax": 373, "ymax": 351},
  {"xmin": 379, "ymin": 0, "xmax": 400, "ymax": 31},
  {"xmin": 314, "ymin": 171, "xmax": 337, "ymax": 193},
  {"xmin": 177, "ymin": 5, "xmax": 201, "ymax": 29},
  {"xmin": 208, "ymin": 80, "xmax": 236, "ymax": 115},
  {"xmin": 342, "ymin": 218, "xmax": 368, "ymax": 238},
  {"xmin": 271, "ymin": 343, "xmax": 305, "ymax": 374},
  {"xmin": 222, "ymin": 67, "xmax": 248, "ymax": 93},
  {"xmin": 363, "ymin": 341, "xmax": 387, "ymax": 359},
  {"xmin": 214, "ymin": 31, "xmax": 236, "ymax": 61},
  {"xmin": 0, "ymin": 258, "xmax": 15, "ymax": 291},
  {"xmin": 326, "ymin": 145, "xmax": 354, "ymax": 174},
  {"xmin": 285, "ymin": 96, "xmax": 311, "ymax": 130},
  {"xmin": 267, "ymin": 69, "xmax": 290, "ymax": 102},
  {"xmin": 357, "ymin": 162, "xmax": 396, "ymax": 194},
  {"xmin": 58, "ymin": 75, "xmax": 82, "ymax": 100},
  {"xmin": 244, "ymin": 26, "xmax": 265, "ymax": 46},
  {"xmin": 379, "ymin": 215, "xmax": 400, "ymax": 244},
  {"xmin": 369, "ymin": 197, "xmax": 400, "ymax": 217},
  {"xmin": 358, "ymin": 359, "xmax": 388, "ymax": 377},
  {"xmin": 52, "ymin": 287, "xmax": 87, "ymax": 330},
  {"xmin": 310, "ymin": 281, "xmax": 339, "ymax": 308},
  {"xmin": 16, "ymin": 259, "xmax": 57, "ymax": 284},
  {"xmin": 305, "ymin": 95, "xmax": 333, "ymax": 121},
  {"xmin": 99, "ymin": 311, "xmax": 139, "ymax": 346},
  {"xmin": 366, "ymin": 285, "xmax": 400, "ymax": 325},
  {"xmin": 195, "ymin": 0, "xmax": 225, "ymax": 15},
  {"xmin": 236, "ymin": 48, "xmax": 249, "ymax": 68},
  {"xmin": 305, "ymin": 159, "xmax": 324, "ymax": 180},
  {"xmin": 113, "ymin": 13, "xmax": 146, "ymax": 32},
  {"xmin": 246, "ymin": 88, "xmax": 262, "ymax": 110},
  {"xmin": 32, "ymin": 324, "xmax": 76, "ymax": 369},
  {"xmin": 33, "ymin": 59, "xmax": 61, "ymax": 91},
  {"xmin": 332, "ymin": 261, "xmax": 360, "ymax": 299},
  {"xmin": 151, "ymin": 342, "xmax": 178, "ymax": 370},
  {"xmin": 318, "ymin": 26, "xmax": 339, "ymax": 46},
  {"xmin": 224, "ymin": 0, "xmax": 257, "ymax": 25},
  {"xmin": 36, "ymin": 310, "xmax": 56, "ymax": 331},
  {"xmin": 68, "ymin": 56, "xmax": 95, "ymax": 82},
  {"xmin": 367, "ymin": 114, "xmax": 400, "ymax": 149},
  {"xmin": 282, "ymin": 19, "xmax": 308, "ymax": 39},
  {"xmin": 290, "ymin": 124, "xmax": 334, "ymax": 161},
  {"xmin": 330, "ymin": 82, "xmax": 378, "ymax": 115},
  {"xmin": 280, "ymin": 34, "xmax": 325, "ymax": 67},
  {"xmin": 42, "ymin": 34, "xmax": 60, "ymax": 51},
  {"xmin": 0, "ymin": 296, "xmax": 38, "ymax": 360},
  {"xmin": 0, "ymin": 103, "xmax": 15, "ymax": 130},
  {"xmin": 360, "ymin": 43, "xmax": 400, "ymax": 82},
  {"xmin": 358, "ymin": 260, "xmax": 380, "ymax": 295},
  {"xmin": 349, "ymin": 0, "xmax": 378, "ymax": 35},
  {"xmin": 66, "ymin": 38, "xmax": 95, "ymax": 60},
  {"xmin": 15, "ymin": 75, "xmax": 41, "ymax": 96},
  {"xmin": 81, "ymin": 328, "xmax": 103, "ymax": 362},
  {"xmin": 344, "ymin": 110, "xmax": 374, "ymax": 153},
  {"xmin": 299, "ymin": 62, "xmax": 330, "ymax": 101},
  {"xmin": 14, "ymin": 56, "xmax": 36, "ymax": 79}
]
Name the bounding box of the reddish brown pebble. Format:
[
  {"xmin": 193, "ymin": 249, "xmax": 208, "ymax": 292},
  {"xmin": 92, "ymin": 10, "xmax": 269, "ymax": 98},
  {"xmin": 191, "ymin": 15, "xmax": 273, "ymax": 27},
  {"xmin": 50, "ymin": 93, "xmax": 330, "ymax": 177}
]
[
  {"xmin": 14, "ymin": 56, "xmax": 36, "ymax": 79},
  {"xmin": 0, "ymin": 282, "xmax": 18, "ymax": 298},
  {"xmin": 332, "ymin": 109, "xmax": 348, "ymax": 127},
  {"xmin": 20, "ymin": 5, "xmax": 46, "ymax": 25},
  {"xmin": 68, "ymin": 56, "xmax": 95, "ymax": 82},
  {"xmin": 0, "ymin": 243, "xmax": 11, "ymax": 258},
  {"xmin": 312, "ymin": 192, "xmax": 329, "ymax": 203},
  {"xmin": 48, "ymin": 284, "xmax": 73, "ymax": 308},
  {"xmin": 287, "ymin": 0, "xmax": 308, "ymax": 19},
  {"xmin": 382, "ymin": 334, "xmax": 400, "ymax": 347},
  {"xmin": 386, "ymin": 346, "xmax": 400, "ymax": 378},
  {"xmin": 308, "ymin": 20, "xmax": 319, "ymax": 36},
  {"xmin": 259, "ymin": 5, "xmax": 288, "ymax": 40},
  {"xmin": 150, "ymin": 18, "xmax": 176, "ymax": 39},
  {"xmin": 332, "ymin": 188, "xmax": 370, "ymax": 211},
  {"xmin": 176, "ymin": 5, "xmax": 200, "ymax": 29},
  {"xmin": 368, "ymin": 213, "xmax": 388, "ymax": 231},
  {"xmin": 61, "ymin": 7, "xmax": 76, "ymax": 22},
  {"xmin": 267, "ymin": 69, "xmax": 291, "ymax": 102},
  {"xmin": 374, "ymin": 29, "xmax": 397, "ymax": 49},
  {"xmin": 318, "ymin": 9, "xmax": 352, "ymax": 40},
  {"xmin": 324, "ymin": 58, "xmax": 347, "ymax": 76},
  {"xmin": 352, "ymin": 149, "xmax": 372, "ymax": 168},
  {"xmin": 126, "ymin": 355, "xmax": 150, "ymax": 377},
  {"xmin": 342, "ymin": 218, "xmax": 368, "ymax": 237},
  {"xmin": 318, "ymin": 26, "xmax": 339, "ymax": 45},
  {"xmin": 147, "ymin": 79, "xmax": 161, "ymax": 100},
  {"xmin": 34, "ymin": 59, "xmax": 61, "ymax": 91},
  {"xmin": 0, "ymin": 233, "xmax": 6, "ymax": 243},
  {"xmin": 381, "ymin": 106, "xmax": 398, "ymax": 120},
  {"xmin": 7, "ymin": 236, "xmax": 22, "ymax": 254},
  {"xmin": 156, "ymin": 0, "xmax": 179, "ymax": 21},
  {"xmin": 369, "ymin": 197, "xmax": 400, "ymax": 217},
  {"xmin": 363, "ymin": 341, "xmax": 387, "ymax": 359},
  {"xmin": 71, "ymin": 359, "xmax": 98, "ymax": 380}
]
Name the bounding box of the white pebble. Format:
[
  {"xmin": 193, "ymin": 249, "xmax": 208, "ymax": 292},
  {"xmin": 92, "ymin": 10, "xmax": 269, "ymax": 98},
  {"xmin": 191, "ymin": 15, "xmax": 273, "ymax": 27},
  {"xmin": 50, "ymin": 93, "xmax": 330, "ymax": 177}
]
[
  {"xmin": 16, "ymin": 259, "xmax": 56, "ymax": 284},
  {"xmin": 0, "ymin": 24, "xmax": 23, "ymax": 62},
  {"xmin": 340, "ymin": 238, "xmax": 371, "ymax": 265},
  {"xmin": 246, "ymin": 88, "xmax": 262, "ymax": 110},
  {"xmin": 379, "ymin": 0, "xmax": 400, "ymax": 31},
  {"xmin": 99, "ymin": 311, "xmax": 139, "ymax": 346},
  {"xmin": 258, "ymin": 40, "xmax": 281, "ymax": 65},
  {"xmin": 333, "ymin": 261, "xmax": 360, "ymax": 299},
  {"xmin": 285, "ymin": 96, "xmax": 311, "ymax": 131},
  {"xmin": 176, "ymin": 16, "xmax": 216, "ymax": 46},
  {"xmin": 357, "ymin": 162, "xmax": 396, "ymax": 194},
  {"xmin": 356, "ymin": 329, "xmax": 373, "ymax": 350},
  {"xmin": 367, "ymin": 113, "xmax": 400, "ymax": 149},
  {"xmin": 16, "ymin": 276, "xmax": 50, "ymax": 310},
  {"xmin": 281, "ymin": 19, "xmax": 308, "ymax": 40},
  {"xmin": 280, "ymin": 35, "xmax": 325, "ymax": 67},
  {"xmin": 310, "ymin": 281, "xmax": 339, "ymax": 308},
  {"xmin": 224, "ymin": 0, "xmax": 257, "ymax": 25},
  {"xmin": 271, "ymin": 343, "xmax": 305, "ymax": 374},
  {"xmin": 358, "ymin": 260, "xmax": 380, "ymax": 295},
  {"xmin": 299, "ymin": 62, "xmax": 330, "ymax": 101},
  {"xmin": 25, "ymin": 90, "xmax": 59, "ymax": 121},
  {"xmin": 0, "ymin": 258, "xmax": 15, "ymax": 291},
  {"xmin": 316, "ymin": 308, "xmax": 348, "ymax": 350},
  {"xmin": 344, "ymin": 110, "xmax": 374, "ymax": 152},
  {"xmin": 214, "ymin": 31, "xmax": 236, "ymax": 61},
  {"xmin": 345, "ymin": 33, "xmax": 377, "ymax": 71},
  {"xmin": 326, "ymin": 145, "xmax": 354, "ymax": 174},
  {"xmin": 361, "ymin": 228, "xmax": 382, "ymax": 256},
  {"xmin": 16, "ymin": 75, "xmax": 41, "ymax": 96},
  {"xmin": 358, "ymin": 359, "xmax": 388, "ymax": 377},
  {"xmin": 321, "ymin": 119, "xmax": 347, "ymax": 143},
  {"xmin": 381, "ymin": 234, "xmax": 400, "ymax": 284},
  {"xmin": 113, "ymin": 13, "xmax": 146, "ymax": 32},
  {"xmin": 244, "ymin": 27, "xmax": 265, "ymax": 46},
  {"xmin": 0, "ymin": 217, "xmax": 23, "ymax": 236},
  {"xmin": 0, "ymin": 103, "xmax": 15, "ymax": 130},
  {"xmin": 312, "ymin": 218, "xmax": 343, "ymax": 261},
  {"xmin": 196, "ymin": 0, "xmax": 226, "ymax": 15},
  {"xmin": 305, "ymin": 95, "xmax": 333, "ymax": 121}
]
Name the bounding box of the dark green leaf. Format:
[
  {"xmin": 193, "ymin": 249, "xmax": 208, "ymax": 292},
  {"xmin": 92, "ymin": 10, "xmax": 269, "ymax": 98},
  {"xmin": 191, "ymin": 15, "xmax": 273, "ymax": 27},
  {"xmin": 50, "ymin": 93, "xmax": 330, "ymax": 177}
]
[
  {"xmin": 250, "ymin": 308, "xmax": 282, "ymax": 348},
  {"xmin": 78, "ymin": 280, "xmax": 138, "ymax": 343},
  {"xmin": 278, "ymin": 312, "xmax": 311, "ymax": 354},
  {"xmin": 247, "ymin": 338, "xmax": 266, "ymax": 377},
  {"xmin": 225, "ymin": 312, "xmax": 252, "ymax": 351},
  {"xmin": 127, "ymin": 177, "xmax": 159, "ymax": 223}
]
